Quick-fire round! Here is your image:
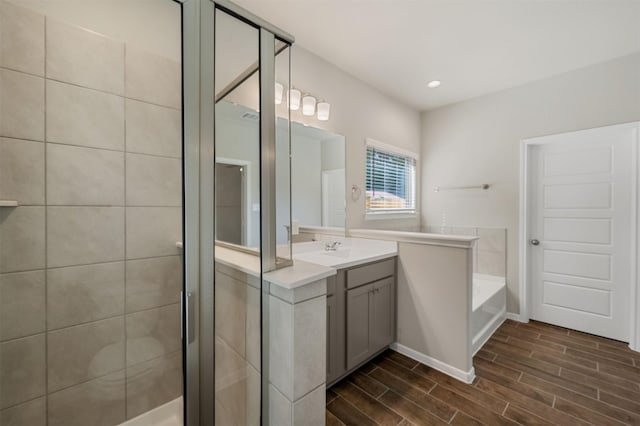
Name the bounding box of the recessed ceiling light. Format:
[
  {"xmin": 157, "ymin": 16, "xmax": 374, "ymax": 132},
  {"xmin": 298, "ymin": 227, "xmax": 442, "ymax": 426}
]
[{"xmin": 427, "ymin": 80, "xmax": 441, "ymax": 88}]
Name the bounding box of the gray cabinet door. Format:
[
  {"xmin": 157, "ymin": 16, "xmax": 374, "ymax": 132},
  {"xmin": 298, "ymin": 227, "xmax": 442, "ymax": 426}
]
[
  {"xmin": 346, "ymin": 282, "xmax": 374, "ymax": 370},
  {"xmin": 372, "ymin": 277, "xmax": 395, "ymax": 349}
]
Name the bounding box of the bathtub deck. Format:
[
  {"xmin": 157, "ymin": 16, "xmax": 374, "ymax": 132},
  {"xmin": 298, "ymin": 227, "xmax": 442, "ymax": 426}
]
[{"xmin": 327, "ymin": 320, "xmax": 640, "ymax": 425}]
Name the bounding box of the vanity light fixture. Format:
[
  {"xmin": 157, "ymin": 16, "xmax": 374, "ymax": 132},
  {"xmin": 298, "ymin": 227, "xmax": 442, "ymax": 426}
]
[
  {"xmin": 427, "ymin": 80, "xmax": 441, "ymax": 88},
  {"xmin": 302, "ymin": 94, "xmax": 316, "ymax": 116},
  {"xmin": 275, "ymin": 82, "xmax": 284, "ymax": 104},
  {"xmin": 288, "ymin": 88, "xmax": 301, "ymax": 110},
  {"xmin": 317, "ymin": 101, "xmax": 330, "ymax": 121}
]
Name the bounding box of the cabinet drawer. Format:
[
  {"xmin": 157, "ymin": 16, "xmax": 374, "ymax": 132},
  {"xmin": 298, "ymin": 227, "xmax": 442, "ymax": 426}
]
[{"xmin": 346, "ymin": 257, "xmax": 395, "ymax": 289}]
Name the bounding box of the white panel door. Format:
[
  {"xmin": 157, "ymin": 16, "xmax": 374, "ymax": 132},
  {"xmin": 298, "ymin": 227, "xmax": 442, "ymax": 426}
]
[{"xmin": 530, "ymin": 123, "xmax": 637, "ymax": 341}]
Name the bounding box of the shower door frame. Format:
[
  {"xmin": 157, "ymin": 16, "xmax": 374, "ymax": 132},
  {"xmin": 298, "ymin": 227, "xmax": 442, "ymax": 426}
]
[{"xmin": 181, "ymin": 1, "xmax": 294, "ymax": 425}]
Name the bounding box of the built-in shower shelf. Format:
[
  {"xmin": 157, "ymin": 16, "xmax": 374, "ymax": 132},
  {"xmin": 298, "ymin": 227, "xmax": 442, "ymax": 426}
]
[{"xmin": 0, "ymin": 200, "xmax": 18, "ymax": 207}]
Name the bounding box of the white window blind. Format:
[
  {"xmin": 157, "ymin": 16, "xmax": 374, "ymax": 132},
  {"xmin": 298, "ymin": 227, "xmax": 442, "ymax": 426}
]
[{"xmin": 365, "ymin": 145, "xmax": 416, "ymax": 213}]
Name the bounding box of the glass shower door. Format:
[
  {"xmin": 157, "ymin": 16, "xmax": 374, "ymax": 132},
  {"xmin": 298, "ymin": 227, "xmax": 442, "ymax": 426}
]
[
  {"xmin": 0, "ymin": 1, "xmax": 184, "ymax": 425},
  {"xmin": 213, "ymin": 8, "xmax": 262, "ymax": 426},
  {"xmin": 182, "ymin": 1, "xmax": 293, "ymax": 424}
]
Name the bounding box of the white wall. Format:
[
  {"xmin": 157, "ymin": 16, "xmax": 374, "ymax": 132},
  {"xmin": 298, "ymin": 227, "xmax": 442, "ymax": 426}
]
[
  {"xmin": 421, "ymin": 52, "xmax": 640, "ymax": 313},
  {"xmin": 290, "ymin": 47, "xmax": 422, "ymax": 232}
]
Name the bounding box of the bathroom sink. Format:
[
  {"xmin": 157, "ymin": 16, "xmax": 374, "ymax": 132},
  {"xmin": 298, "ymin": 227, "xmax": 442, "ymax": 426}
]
[{"xmin": 291, "ymin": 238, "xmax": 397, "ymax": 268}]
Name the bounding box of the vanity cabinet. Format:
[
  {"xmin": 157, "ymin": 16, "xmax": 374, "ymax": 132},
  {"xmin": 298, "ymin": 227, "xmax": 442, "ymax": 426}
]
[
  {"xmin": 327, "ymin": 257, "xmax": 396, "ymax": 386},
  {"xmin": 346, "ymin": 276, "xmax": 395, "ymax": 369}
]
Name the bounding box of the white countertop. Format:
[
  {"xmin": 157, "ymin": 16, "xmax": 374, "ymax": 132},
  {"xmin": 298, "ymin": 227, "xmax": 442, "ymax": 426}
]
[
  {"xmin": 215, "ymin": 245, "xmax": 336, "ymax": 290},
  {"xmin": 215, "ymin": 245, "xmax": 261, "ymax": 277},
  {"xmin": 291, "ymin": 238, "xmax": 398, "ymax": 269},
  {"xmin": 263, "ymin": 259, "xmax": 336, "ymax": 290},
  {"xmin": 214, "ymin": 237, "xmax": 397, "ymax": 290}
]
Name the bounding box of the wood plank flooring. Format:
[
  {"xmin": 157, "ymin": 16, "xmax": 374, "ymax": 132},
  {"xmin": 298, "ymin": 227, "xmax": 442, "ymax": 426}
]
[{"xmin": 326, "ymin": 320, "xmax": 640, "ymax": 425}]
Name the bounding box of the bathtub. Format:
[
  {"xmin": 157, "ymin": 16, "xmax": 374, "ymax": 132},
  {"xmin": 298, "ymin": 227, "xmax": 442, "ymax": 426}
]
[
  {"xmin": 471, "ymin": 274, "xmax": 506, "ymax": 355},
  {"xmin": 119, "ymin": 397, "xmax": 182, "ymax": 426}
]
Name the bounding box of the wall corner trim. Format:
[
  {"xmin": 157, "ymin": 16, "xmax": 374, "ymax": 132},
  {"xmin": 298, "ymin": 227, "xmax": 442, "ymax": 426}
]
[
  {"xmin": 504, "ymin": 312, "xmax": 526, "ymax": 323},
  {"xmin": 390, "ymin": 343, "xmax": 475, "ymax": 384}
]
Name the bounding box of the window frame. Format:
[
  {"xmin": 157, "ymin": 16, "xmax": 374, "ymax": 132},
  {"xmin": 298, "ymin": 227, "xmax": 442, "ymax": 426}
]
[{"xmin": 364, "ymin": 138, "xmax": 419, "ymax": 218}]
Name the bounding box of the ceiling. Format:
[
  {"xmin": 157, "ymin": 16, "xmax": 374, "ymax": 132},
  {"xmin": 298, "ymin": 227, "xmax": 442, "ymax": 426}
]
[{"xmin": 233, "ymin": 0, "xmax": 640, "ymax": 111}]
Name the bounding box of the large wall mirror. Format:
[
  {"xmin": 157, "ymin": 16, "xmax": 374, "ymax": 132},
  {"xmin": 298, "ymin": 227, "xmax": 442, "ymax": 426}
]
[
  {"xmin": 215, "ymin": 100, "xmax": 345, "ymax": 249},
  {"xmin": 290, "ymin": 122, "xmax": 346, "ymax": 229}
]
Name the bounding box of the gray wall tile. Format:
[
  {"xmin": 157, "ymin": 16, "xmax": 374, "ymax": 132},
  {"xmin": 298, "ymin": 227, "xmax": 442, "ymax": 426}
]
[
  {"xmin": 269, "ymin": 295, "xmax": 293, "ymax": 399},
  {"xmin": 47, "ymin": 262, "xmax": 124, "ymax": 330},
  {"xmin": 246, "ymin": 365, "xmax": 261, "ymax": 426},
  {"xmin": 269, "ymin": 294, "xmax": 326, "ymax": 401},
  {"xmin": 47, "ymin": 143, "xmax": 124, "ymax": 206},
  {"xmin": 47, "ymin": 370, "xmax": 125, "ymax": 426},
  {"xmin": 292, "ymin": 296, "xmax": 326, "ymax": 399},
  {"xmin": 215, "ymin": 270, "xmax": 246, "ymax": 357},
  {"xmin": 126, "ymin": 45, "xmax": 180, "ymax": 108},
  {"xmin": 0, "ymin": 270, "xmax": 45, "ymax": 341},
  {"xmin": 0, "ymin": 206, "xmax": 45, "ymax": 273},
  {"xmin": 47, "ymin": 207, "xmax": 124, "ymax": 268},
  {"xmin": 214, "ymin": 337, "xmax": 247, "ymax": 426},
  {"xmin": 477, "ymin": 228, "xmax": 506, "ymax": 253},
  {"xmin": 246, "ymin": 284, "xmax": 261, "ymax": 371},
  {"xmin": 125, "ymin": 207, "xmax": 181, "ymax": 259},
  {"xmin": 0, "ymin": 138, "xmax": 44, "ymax": 205},
  {"xmin": 1, "ymin": 7, "xmax": 185, "ymax": 417},
  {"xmin": 125, "ymin": 351, "xmax": 181, "ymax": 419},
  {"xmin": 126, "ymin": 153, "xmax": 181, "ymax": 206},
  {"xmin": 0, "ymin": 2, "xmax": 45, "ymax": 75},
  {"xmin": 215, "ymin": 336, "xmax": 246, "ymax": 391},
  {"xmin": 126, "ymin": 99, "xmax": 181, "ymax": 158},
  {"xmin": 46, "ymin": 18, "xmax": 124, "ymax": 95},
  {"xmin": 0, "ymin": 397, "xmax": 46, "ymax": 426},
  {"xmin": 293, "ymin": 384, "xmax": 325, "ymax": 426},
  {"xmin": 477, "ymin": 228, "xmax": 507, "ymax": 277},
  {"xmin": 46, "ymin": 80, "xmax": 124, "ymax": 151},
  {"xmin": 47, "ymin": 317, "xmax": 125, "ymax": 391},
  {"xmin": 269, "ymin": 384, "xmax": 292, "ymax": 426},
  {"xmin": 126, "ymin": 256, "xmax": 181, "ymax": 313},
  {"xmin": 0, "ymin": 334, "xmax": 45, "ymax": 409},
  {"xmin": 477, "ymin": 249, "xmax": 507, "ymax": 277},
  {"xmin": 0, "ymin": 68, "xmax": 44, "ymax": 141},
  {"xmin": 126, "ymin": 303, "xmax": 180, "ymax": 366}
]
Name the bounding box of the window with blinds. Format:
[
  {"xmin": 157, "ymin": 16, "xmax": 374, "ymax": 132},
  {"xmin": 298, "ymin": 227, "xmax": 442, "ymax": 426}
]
[{"xmin": 365, "ymin": 145, "xmax": 416, "ymax": 213}]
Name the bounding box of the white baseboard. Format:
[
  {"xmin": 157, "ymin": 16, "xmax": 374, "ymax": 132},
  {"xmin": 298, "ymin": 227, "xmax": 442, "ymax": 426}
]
[
  {"xmin": 472, "ymin": 308, "xmax": 505, "ymax": 356},
  {"xmin": 390, "ymin": 343, "xmax": 475, "ymax": 384},
  {"xmin": 504, "ymin": 312, "xmax": 527, "ymax": 322}
]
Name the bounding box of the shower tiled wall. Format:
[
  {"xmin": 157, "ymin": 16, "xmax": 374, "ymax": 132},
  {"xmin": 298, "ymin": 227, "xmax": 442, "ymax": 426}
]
[
  {"xmin": 0, "ymin": 2, "xmax": 182, "ymax": 425},
  {"xmin": 424, "ymin": 225, "xmax": 507, "ymax": 277}
]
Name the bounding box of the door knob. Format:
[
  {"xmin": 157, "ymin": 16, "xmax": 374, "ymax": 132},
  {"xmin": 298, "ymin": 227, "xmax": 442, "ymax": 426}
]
[{"xmin": 530, "ymin": 239, "xmax": 540, "ymax": 246}]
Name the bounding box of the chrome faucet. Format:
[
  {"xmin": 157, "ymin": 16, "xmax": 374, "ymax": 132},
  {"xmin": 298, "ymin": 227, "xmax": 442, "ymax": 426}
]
[{"xmin": 324, "ymin": 240, "xmax": 342, "ymax": 251}]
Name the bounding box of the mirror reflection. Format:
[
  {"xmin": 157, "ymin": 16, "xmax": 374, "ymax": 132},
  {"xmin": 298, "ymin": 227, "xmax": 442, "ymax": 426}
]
[
  {"xmin": 290, "ymin": 122, "xmax": 346, "ymax": 228},
  {"xmin": 215, "ymin": 101, "xmax": 345, "ymax": 248}
]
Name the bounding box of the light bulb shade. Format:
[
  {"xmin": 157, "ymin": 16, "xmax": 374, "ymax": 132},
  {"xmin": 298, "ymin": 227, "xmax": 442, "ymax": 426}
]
[
  {"xmin": 302, "ymin": 95, "xmax": 316, "ymax": 116},
  {"xmin": 317, "ymin": 102, "xmax": 330, "ymax": 121},
  {"xmin": 275, "ymin": 82, "xmax": 284, "ymax": 104},
  {"xmin": 288, "ymin": 89, "xmax": 301, "ymax": 110}
]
